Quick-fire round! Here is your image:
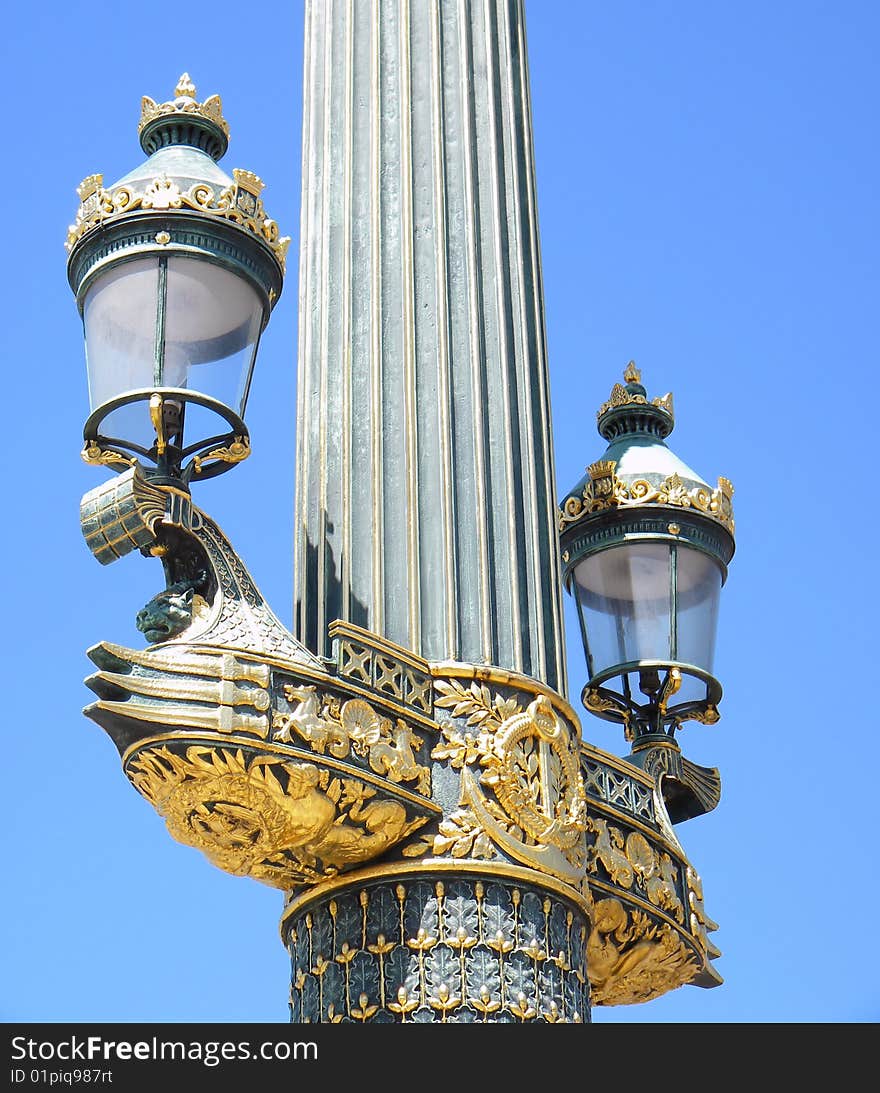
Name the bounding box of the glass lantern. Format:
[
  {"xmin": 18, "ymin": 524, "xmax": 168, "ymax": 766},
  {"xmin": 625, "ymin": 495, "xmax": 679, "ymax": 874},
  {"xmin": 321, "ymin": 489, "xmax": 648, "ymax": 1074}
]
[
  {"xmin": 66, "ymin": 75, "xmax": 289, "ymax": 484},
  {"xmin": 559, "ymin": 364, "xmax": 735, "ymax": 739}
]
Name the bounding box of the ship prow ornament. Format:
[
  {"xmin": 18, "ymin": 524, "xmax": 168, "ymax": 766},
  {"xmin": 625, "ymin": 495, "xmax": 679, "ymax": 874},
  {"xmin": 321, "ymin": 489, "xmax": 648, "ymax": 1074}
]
[
  {"xmin": 79, "ymin": 465, "xmax": 440, "ymax": 889},
  {"xmin": 76, "ymin": 460, "xmax": 723, "ymax": 1013}
]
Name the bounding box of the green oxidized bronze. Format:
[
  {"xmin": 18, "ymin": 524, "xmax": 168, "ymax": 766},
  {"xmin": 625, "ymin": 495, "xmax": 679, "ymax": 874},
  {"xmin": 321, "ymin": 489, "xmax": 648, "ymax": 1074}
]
[{"xmin": 77, "ymin": 462, "xmax": 722, "ymax": 1018}]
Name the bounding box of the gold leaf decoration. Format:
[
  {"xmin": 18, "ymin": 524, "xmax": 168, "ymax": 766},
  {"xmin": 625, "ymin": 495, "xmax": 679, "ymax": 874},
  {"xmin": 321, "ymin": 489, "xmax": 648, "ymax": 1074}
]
[
  {"xmin": 126, "ymin": 744, "xmax": 428, "ymax": 888},
  {"xmin": 272, "ymin": 685, "xmax": 431, "ymax": 796},
  {"xmin": 66, "ymin": 172, "xmax": 290, "ymax": 274},
  {"xmin": 558, "ymin": 467, "xmax": 734, "ymax": 535},
  {"xmin": 587, "ymin": 897, "xmax": 700, "ymax": 1005}
]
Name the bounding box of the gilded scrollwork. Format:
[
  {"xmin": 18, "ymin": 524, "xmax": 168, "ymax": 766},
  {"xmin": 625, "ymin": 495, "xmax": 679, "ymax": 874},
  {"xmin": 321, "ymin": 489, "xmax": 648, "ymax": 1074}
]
[
  {"xmin": 191, "ymin": 436, "xmax": 251, "ymax": 476},
  {"xmin": 558, "ymin": 466, "xmax": 734, "ymax": 535},
  {"xmin": 80, "ymin": 441, "xmax": 136, "ymax": 469},
  {"xmin": 272, "ymin": 684, "xmax": 431, "ymax": 796},
  {"xmin": 584, "ymin": 687, "xmax": 633, "ymax": 739},
  {"xmin": 677, "ymin": 704, "xmax": 721, "ymax": 727},
  {"xmin": 66, "ymin": 170, "xmax": 290, "ymax": 272},
  {"xmin": 126, "ymin": 744, "xmax": 428, "ymax": 888}
]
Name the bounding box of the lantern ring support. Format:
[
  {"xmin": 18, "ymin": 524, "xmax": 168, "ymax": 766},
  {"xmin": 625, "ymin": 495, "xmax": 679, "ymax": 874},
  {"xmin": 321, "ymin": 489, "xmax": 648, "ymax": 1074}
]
[
  {"xmin": 582, "ymin": 659, "xmax": 723, "ymax": 738},
  {"xmin": 83, "ymin": 387, "xmax": 249, "ymax": 485}
]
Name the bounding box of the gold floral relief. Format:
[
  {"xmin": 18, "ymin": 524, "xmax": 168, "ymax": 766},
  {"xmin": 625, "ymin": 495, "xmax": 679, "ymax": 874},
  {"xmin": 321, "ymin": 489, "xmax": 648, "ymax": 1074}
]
[{"xmin": 586, "ymin": 815, "xmax": 685, "ymax": 923}]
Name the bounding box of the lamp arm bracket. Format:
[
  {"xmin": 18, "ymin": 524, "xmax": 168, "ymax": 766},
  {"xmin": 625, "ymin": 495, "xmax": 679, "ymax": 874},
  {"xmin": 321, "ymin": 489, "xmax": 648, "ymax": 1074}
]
[{"xmin": 79, "ymin": 463, "xmax": 320, "ymax": 669}]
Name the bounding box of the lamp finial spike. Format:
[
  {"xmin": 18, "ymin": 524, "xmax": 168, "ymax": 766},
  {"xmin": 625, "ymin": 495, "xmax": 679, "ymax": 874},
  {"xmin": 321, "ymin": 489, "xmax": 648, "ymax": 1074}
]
[
  {"xmin": 175, "ymin": 73, "xmax": 197, "ymax": 99},
  {"xmin": 624, "ymin": 360, "xmax": 641, "ymax": 385}
]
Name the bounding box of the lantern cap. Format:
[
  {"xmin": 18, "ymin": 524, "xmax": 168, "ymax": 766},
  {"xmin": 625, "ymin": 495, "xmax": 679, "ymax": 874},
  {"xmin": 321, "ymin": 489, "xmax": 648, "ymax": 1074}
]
[
  {"xmin": 138, "ymin": 73, "xmax": 230, "ymax": 158},
  {"xmin": 596, "ymin": 361, "xmax": 675, "ymax": 441},
  {"xmin": 558, "ymin": 364, "xmax": 735, "ymax": 540},
  {"xmin": 65, "ymin": 75, "xmax": 290, "ymax": 287}
]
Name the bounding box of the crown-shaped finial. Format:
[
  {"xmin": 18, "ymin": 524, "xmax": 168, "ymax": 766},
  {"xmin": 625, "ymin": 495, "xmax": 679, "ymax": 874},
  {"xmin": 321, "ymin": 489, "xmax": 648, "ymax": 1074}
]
[
  {"xmin": 595, "ymin": 361, "xmax": 675, "ymax": 435},
  {"xmin": 138, "ymin": 73, "xmax": 230, "ymax": 156}
]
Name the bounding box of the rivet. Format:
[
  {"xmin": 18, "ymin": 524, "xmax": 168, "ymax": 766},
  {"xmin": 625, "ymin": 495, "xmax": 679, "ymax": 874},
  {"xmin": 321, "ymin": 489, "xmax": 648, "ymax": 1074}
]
[
  {"xmin": 668, "ymin": 523, "xmax": 681, "ymax": 535},
  {"xmin": 155, "ymin": 231, "xmax": 171, "ymax": 245}
]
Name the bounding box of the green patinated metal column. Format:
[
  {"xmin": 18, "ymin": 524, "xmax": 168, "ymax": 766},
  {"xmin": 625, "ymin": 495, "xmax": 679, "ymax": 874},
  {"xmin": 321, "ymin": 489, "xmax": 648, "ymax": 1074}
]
[
  {"xmin": 282, "ymin": 0, "xmax": 729, "ymax": 1024},
  {"xmin": 293, "ymin": 0, "xmax": 566, "ymax": 691},
  {"xmin": 285, "ymin": 0, "xmax": 590, "ymax": 1023}
]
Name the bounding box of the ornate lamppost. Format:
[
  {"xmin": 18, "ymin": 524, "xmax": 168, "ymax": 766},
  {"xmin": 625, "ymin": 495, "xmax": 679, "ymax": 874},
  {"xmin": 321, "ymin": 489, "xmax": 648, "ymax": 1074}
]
[
  {"xmin": 550, "ymin": 363, "xmax": 735, "ymax": 1005},
  {"xmin": 68, "ymin": 66, "xmax": 733, "ymax": 1021}
]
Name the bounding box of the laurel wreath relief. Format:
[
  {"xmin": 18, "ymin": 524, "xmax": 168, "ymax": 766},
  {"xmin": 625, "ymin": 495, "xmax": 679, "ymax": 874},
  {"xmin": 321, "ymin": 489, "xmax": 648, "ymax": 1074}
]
[{"xmin": 403, "ymin": 679, "xmax": 586, "ymax": 869}]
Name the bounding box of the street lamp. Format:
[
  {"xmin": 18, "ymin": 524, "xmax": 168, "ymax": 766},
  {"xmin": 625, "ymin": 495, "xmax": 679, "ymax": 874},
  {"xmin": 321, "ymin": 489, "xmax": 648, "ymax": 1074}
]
[
  {"xmin": 66, "ymin": 56, "xmax": 731, "ymax": 1019},
  {"xmin": 66, "ymin": 74, "xmax": 289, "ymax": 486},
  {"xmin": 559, "ymin": 363, "xmax": 735, "ymax": 764}
]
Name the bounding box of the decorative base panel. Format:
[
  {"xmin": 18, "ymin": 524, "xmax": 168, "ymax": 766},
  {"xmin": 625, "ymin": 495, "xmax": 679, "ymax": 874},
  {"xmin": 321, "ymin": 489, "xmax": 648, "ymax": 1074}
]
[{"xmin": 284, "ymin": 872, "xmax": 590, "ymax": 1023}]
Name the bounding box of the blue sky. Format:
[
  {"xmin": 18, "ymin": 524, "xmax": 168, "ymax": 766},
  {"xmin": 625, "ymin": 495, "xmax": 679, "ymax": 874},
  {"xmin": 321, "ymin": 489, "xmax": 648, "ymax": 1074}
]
[{"xmin": 3, "ymin": 1, "xmax": 878, "ymax": 1024}]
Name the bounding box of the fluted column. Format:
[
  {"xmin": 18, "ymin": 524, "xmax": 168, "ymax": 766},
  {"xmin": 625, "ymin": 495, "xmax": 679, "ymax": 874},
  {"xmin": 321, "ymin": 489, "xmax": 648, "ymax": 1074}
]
[{"xmin": 294, "ymin": 0, "xmax": 567, "ymax": 693}]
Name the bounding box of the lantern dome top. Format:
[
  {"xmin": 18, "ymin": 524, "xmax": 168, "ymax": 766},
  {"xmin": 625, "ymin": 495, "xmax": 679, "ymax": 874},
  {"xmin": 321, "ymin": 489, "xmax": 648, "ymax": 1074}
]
[{"xmin": 558, "ymin": 364, "xmax": 735, "ymax": 540}]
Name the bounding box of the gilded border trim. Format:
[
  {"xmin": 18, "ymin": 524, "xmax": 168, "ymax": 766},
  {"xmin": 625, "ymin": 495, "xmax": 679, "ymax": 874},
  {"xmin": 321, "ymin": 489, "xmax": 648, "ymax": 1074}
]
[
  {"xmin": 122, "ymin": 731, "xmax": 443, "ymax": 813},
  {"xmin": 430, "ymin": 659, "xmax": 582, "ymax": 728},
  {"xmin": 280, "ymin": 856, "xmax": 592, "ymax": 936}
]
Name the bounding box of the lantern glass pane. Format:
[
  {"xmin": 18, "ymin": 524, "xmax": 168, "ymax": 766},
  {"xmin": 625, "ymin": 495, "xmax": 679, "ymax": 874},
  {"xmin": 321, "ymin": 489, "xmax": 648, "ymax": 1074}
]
[
  {"xmin": 83, "ymin": 258, "xmax": 160, "ymax": 448},
  {"xmin": 573, "ymin": 541, "xmax": 673, "ymax": 674},
  {"xmin": 163, "ymin": 257, "xmax": 263, "ymax": 416},
  {"xmin": 675, "ymin": 545, "xmax": 722, "ymax": 675}
]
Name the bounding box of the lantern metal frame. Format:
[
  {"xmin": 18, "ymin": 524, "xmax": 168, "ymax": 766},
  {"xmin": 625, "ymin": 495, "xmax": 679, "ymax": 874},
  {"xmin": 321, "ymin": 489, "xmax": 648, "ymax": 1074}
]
[
  {"xmin": 65, "ymin": 74, "xmax": 288, "ymax": 488},
  {"xmin": 559, "ymin": 365, "xmax": 735, "ymax": 745}
]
